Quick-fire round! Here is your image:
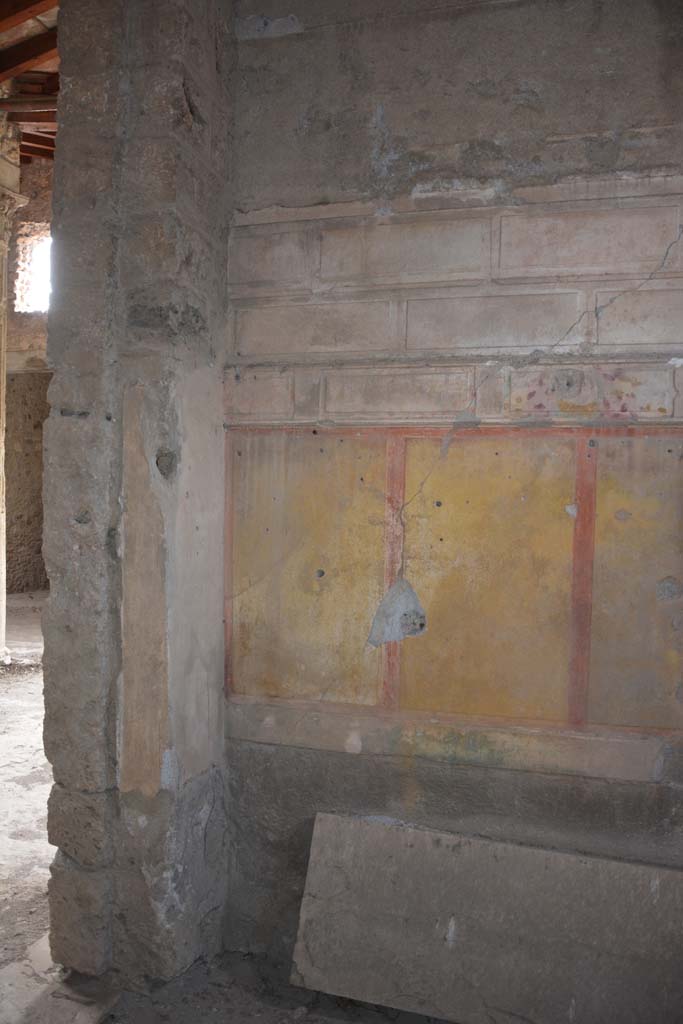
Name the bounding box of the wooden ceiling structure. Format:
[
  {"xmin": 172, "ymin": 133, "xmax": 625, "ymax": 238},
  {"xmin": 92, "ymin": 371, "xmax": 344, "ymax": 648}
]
[{"xmin": 0, "ymin": 1, "xmax": 59, "ymax": 163}]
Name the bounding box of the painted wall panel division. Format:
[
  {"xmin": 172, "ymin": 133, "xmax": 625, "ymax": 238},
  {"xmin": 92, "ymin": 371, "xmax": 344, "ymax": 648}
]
[
  {"xmin": 230, "ymin": 431, "xmax": 385, "ymax": 703},
  {"xmin": 364, "ymin": 218, "xmax": 490, "ymax": 281},
  {"xmin": 499, "ymin": 206, "xmax": 680, "ymax": 276},
  {"xmin": 229, "ymin": 230, "xmax": 315, "ymax": 288},
  {"xmin": 323, "ymin": 368, "xmax": 472, "ymax": 419},
  {"xmin": 321, "ymin": 218, "xmax": 491, "ymax": 284},
  {"xmin": 589, "ymin": 436, "xmax": 683, "ymax": 730},
  {"xmin": 400, "ymin": 436, "xmax": 575, "ymax": 720},
  {"xmin": 595, "ymin": 287, "xmax": 683, "ymax": 347},
  {"xmin": 407, "ymin": 292, "xmax": 582, "ymax": 352},
  {"xmin": 234, "ymin": 301, "xmax": 404, "ymax": 357},
  {"xmin": 227, "ymin": 426, "xmax": 683, "ymax": 739}
]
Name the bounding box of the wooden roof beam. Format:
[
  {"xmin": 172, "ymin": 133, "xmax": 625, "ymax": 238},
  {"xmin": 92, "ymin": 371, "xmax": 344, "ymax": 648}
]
[
  {"xmin": 0, "ymin": 95, "xmax": 57, "ymax": 110},
  {"xmin": 0, "ymin": 1, "xmax": 56, "ymax": 33},
  {"xmin": 20, "ymin": 141, "xmax": 53, "ymax": 159},
  {"xmin": 0, "ymin": 28, "xmax": 57, "ymax": 83},
  {"xmin": 21, "ymin": 130, "xmax": 54, "ymax": 150},
  {"xmin": 8, "ymin": 108, "xmax": 56, "ymax": 123}
]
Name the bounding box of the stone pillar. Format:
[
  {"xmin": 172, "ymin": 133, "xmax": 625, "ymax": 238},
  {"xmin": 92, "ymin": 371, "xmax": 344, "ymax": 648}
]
[
  {"xmin": 43, "ymin": 0, "xmax": 232, "ymax": 982},
  {"xmin": 0, "ymin": 186, "xmax": 27, "ymax": 663}
]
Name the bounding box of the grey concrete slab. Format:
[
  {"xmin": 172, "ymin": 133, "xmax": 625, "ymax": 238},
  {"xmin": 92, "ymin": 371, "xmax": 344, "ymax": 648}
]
[{"xmin": 292, "ymin": 813, "xmax": 683, "ymax": 1024}]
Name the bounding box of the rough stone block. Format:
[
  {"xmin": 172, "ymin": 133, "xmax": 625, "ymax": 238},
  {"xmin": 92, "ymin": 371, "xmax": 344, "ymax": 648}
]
[
  {"xmin": 126, "ymin": 2, "xmax": 189, "ymax": 69},
  {"xmin": 596, "ymin": 287, "xmax": 683, "ymax": 347},
  {"xmin": 43, "ymin": 675, "xmax": 114, "ymax": 792},
  {"xmin": 123, "ymin": 140, "xmax": 180, "ymax": 211},
  {"xmin": 57, "ymin": 72, "xmax": 124, "ymax": 140},
  {"xmin": 120, "ymin": 215, "xmax": 181, "ymax": 289},
  {"xmin": 48, "ymin": 853, "xmax": 112, "ymax": 976},
  {"xmin": 292, "ymin": 814, "xmax": 683, "ymax": 1024},
  {"xmin": 112, "ymin": 768, "xmax": 228, "ymax": 985},
  {"xmin": 407, "ymin": 291, "xmax": 583, "ymax": 351},
  {"xmin": 48, "ymin": 786, "xmax": 113, "ymax": 869},
  {"xmin": 42, "ymin": 596, "xmax": 118, "ymax": 792},
  {"xmin": 58, "ymin": 0, "xmax": 125, "ymax": 77},
  {"xmin": 56, "ymin": 211, "xmax": 118, "ymax": 286},
  {"xmin": 235, "ymin": 301, "xmax": 404, "ymax": 357},
  {"xmin": 499, "ymin": 206, "xmax": 680, "ymax": 276},
  {"xmin": 128, "ymin": 66, "xmax": 213, "ymax": 159},
  {"xmin": 323, "ymin": 367, "xmax": 473, "ymax": 419}
]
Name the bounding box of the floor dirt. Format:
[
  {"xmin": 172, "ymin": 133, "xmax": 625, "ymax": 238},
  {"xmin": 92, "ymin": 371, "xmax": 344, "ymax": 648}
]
[
  {"xmin": 0, "ymin": 597, "xmax": 433, "ymax": 1024},
  {"xmin": 0, "ymin": 592, "xmax": 52, "ymax": 970},
  {"xmin": 106, "ymin": 951, "xmax": 432, "ymax": 1024}
]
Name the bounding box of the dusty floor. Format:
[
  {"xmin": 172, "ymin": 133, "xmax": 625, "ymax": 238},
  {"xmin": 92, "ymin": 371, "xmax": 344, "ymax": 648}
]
[
  {"xmin": 106, "ymin": 951, "xmax": 431, "ymax": 1024},
  {"xmin": 0, "ymin": 595, "xmax": 431, "ymax": 1023},
  {"xmin": 0, "ymin": 591, "xmax": 51, "ymax": 970}
]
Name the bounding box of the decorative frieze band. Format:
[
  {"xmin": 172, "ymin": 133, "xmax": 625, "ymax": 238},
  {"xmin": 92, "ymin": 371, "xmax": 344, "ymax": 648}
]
[{"xmin": 224, "ymin": 362, "xmax": 683, "ymax": 425}]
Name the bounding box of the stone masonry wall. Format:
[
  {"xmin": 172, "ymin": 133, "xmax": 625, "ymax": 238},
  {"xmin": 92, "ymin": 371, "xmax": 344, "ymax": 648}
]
[
  {"xmin": 44, "ymin": 0, "xmax": 232, "ymax": 984},
  {"xmin": 6, "ymin": 372, "xmax": 49, "ymax": 592}
]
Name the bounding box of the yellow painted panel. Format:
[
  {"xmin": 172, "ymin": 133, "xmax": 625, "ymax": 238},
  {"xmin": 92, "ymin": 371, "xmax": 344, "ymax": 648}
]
[
  {"xmin": 589, "ymin": 437, "xmax": 683, "ymax": 730},
  {"xmin": 231, "ymin": 431, "xmax": 385, "ymax": 703},
  {"xmin": 401, "ymin": 436, "xmax": 575, "ymax": 720}
]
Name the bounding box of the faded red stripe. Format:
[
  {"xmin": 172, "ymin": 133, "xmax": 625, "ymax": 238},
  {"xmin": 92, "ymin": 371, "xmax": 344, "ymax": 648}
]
[
  {"xmin": 382, "ymin": 436, "xmax": 407, "ymax": 710},
  {"xmin": 224, "ymin": 431, "xmax": 234, "ymax": 696},
  {"xmin": 568, "ymin": 438, "xmax": 598, "ymax": 726}
]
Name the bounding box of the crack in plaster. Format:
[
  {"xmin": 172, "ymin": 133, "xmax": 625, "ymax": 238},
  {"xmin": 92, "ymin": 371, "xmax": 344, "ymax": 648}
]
[{"xmin": 393, "ymin": 222, "xmax": 683, "ymax": 547}]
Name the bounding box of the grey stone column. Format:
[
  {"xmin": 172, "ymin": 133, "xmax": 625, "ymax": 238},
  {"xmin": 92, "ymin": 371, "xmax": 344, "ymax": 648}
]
[
  {"xmin": 0, "ymin": 186, "xmax": 27, "ymax": 663},
  {"xmin": 43, "ymin": 0, "xmax": 233, "ymax": 982}
]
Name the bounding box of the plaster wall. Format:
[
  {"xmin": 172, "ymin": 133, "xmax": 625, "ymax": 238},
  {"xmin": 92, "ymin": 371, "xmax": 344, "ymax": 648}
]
[
  {"xmin": 42, "ymin": 0, "xmax": 683, "ymax": 1009},
  {"xmin": 222, "ymin": 0, "xmax": 683, "ymax": 1001}
]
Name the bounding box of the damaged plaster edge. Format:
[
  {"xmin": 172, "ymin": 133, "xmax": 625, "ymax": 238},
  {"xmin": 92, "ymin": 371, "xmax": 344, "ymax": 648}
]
[
  {"xmin": 232, "ymin": 171, "xmax": 683, "ymax": 225},
  {"xmin": 367, "ymin": 579, "xmax": 427, "ymax": 648},
  {"xmin": 223, "ymin": 352, "xmax": 683, "ymax": 374}
]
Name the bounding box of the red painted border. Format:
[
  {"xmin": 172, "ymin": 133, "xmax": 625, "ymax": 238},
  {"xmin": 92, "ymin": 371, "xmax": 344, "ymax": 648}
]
[
  {"xmin": 382, "ymin": 436, "xmax": 407, "ymax": 710},
  {"xmin": 224, "ymin": 431, "xmax": 234, "ymax": 696},
  {"xmin": 568, "ymin": 437, "xmax": 598, "ymax": 726},
  {"xmin": 226, "ymin": 423, "xmax": 683, "ymax": 439}
]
